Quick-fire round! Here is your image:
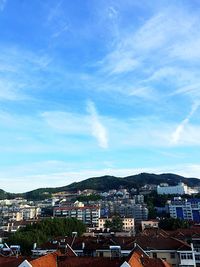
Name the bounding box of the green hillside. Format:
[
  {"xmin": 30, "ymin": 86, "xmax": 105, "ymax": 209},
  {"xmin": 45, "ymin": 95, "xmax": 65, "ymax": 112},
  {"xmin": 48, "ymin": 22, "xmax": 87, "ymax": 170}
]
[{"xmin": 1, "ymin": 173, "xmax": 200, "ymax": 200}]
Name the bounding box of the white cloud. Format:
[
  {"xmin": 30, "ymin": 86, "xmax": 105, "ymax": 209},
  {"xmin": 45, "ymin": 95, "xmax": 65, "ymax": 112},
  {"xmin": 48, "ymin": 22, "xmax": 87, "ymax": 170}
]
[
  {"xmin": 99, "ymin": 11, "xmax": 181, "ymax": 74},
  {"xmin": 0, "ymin": 80, "xmax": 28, "ymax": 101},
  {"xmin": 171, "ymin": 102, "xmax": 200, "ymax": 145},
  {"xmin": 87, "ymin": 100, "xmax": 108, "ymax": 149},
  {"xmin": 97, "ymin": 6, "xmax": 200, "ymax": 106},
  {"xmin": 129, "ymin": 86, "xmax": 155, "ymax": 99},
  {"xmin": 41, "ymin": 106, "xmax": 109, "ymax": 149}
]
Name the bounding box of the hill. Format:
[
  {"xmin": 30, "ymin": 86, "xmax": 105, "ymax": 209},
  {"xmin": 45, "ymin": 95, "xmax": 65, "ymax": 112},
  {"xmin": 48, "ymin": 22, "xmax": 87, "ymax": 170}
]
[{"xmin": 1, "ymin": 173, "xmax": 200, "ymax": 200}]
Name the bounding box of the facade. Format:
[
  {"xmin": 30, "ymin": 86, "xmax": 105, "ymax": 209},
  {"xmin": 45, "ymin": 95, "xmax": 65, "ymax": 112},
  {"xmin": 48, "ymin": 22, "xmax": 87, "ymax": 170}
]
[
  {"xmin": 168, "ymin": 197, "xmax": 200, "ymax": 222},
  {"xmin": 141, "ymin": 220, "xmax": 159, "ymax": 231},
  {"xmin": 0, "ymin": 205, "xmax": 39, "ymax": 226},
  {"xmin": 100, "ymin": 201, "xmax": 148, "ymax": 221},
  {"xmin": 98, "ymin": 217, "xmax": 135, "ymax": 232},
  {"xmin": 157, "ymin": 182, "xmax": 188, "ymax": 195},
  {"xmin": 53, "ymin": 202, "xmax": 100, "ymax": 226}
]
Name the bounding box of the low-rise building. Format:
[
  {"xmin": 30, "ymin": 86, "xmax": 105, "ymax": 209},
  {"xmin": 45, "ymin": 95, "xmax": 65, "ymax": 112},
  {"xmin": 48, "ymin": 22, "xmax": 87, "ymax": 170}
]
[
  {"xmin": 98, "ymin": 217, "xmax": 135, "ymax": 232},
  {"xmin": 141, "ymin": 220, "xmax": 159, "ymax": 231}
]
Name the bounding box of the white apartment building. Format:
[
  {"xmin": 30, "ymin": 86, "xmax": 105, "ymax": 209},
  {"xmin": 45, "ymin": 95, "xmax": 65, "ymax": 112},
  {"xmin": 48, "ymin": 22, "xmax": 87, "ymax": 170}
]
[{"xmin": 157, "ymin": 183, "xmax": 188, "ymax": 195}]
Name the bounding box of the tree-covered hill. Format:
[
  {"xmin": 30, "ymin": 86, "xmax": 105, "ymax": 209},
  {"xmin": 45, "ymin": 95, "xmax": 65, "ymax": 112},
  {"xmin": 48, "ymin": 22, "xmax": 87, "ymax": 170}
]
[{"xmin": 1, "ymin": 172, "xmax": 200, "ymax": 200}]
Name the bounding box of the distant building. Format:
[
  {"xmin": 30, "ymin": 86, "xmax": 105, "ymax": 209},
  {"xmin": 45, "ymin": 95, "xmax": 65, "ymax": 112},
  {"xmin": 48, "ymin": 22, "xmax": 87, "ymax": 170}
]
[
  {"xmin": 157, "ymin": 182, "xmax": 193, "ymax": 195},
  {"xmin": 168, "ymin": 197, "xmax": 200, "ymax": 222},
  {"xmin": 98, "ymin": 217, "xmax": 135, "ymax": 232},
  {"xmin": 141, "ymin": 220, "xmax": 159, "ymax": 231},
  {"xmin": 100, "ymin": 200, "xmax": 148, "ymax": 221},
  {"xmin": 53, "ymin": 201, "xmax": 100, "ymax": 226}
]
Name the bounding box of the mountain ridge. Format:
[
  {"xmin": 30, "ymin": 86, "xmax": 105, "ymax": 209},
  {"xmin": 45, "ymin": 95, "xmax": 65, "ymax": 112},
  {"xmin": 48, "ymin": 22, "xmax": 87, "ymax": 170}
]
[{"xmin": 1, "ymin": 172, "xmax": 200, "ymax": 200}]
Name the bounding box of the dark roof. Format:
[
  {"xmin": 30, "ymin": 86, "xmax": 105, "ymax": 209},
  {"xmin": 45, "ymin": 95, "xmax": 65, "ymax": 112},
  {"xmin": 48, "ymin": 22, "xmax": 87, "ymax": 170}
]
[
  {"xmin": 58, "ymin": 256, "xmax": 123, "ymax": 267},
  {"xmin": 0, "ymin": 256, "xmax": 25, "ymax": 267},
  {"xmin": 166, "ymin": 227, "xmax": 200, "ymax": 240},
  {"xmin": 41, "ymin": 232, "xmax": 191, "ymax": 252},
  {"xmin": 135, "ymin": 228, "xmax": 191, "ymax": 251}
]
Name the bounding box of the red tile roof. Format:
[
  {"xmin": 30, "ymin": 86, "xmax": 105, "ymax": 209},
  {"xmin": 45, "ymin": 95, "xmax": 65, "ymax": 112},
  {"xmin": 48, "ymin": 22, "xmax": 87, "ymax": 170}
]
[
  {"xmin": 0, "ymin": 256, "xmax": 25, "ymax": 267},
  {"xmin": 30, "ymin": 251, "xmax": 60, "ymax": 267},
  {"xmin": 41, "ymin": 232, "xmax": 191, "ymax": 252},
  {"xmin": 58, "ymin": 256, "xmax": 123, "ymax": 267},
  {"xmin": 127, "ymin": 245, "xmax": 172, "ymax": 267},
  {"xmin": 135, "ymin": 229, "xmax": 191, "ymax": 251}
]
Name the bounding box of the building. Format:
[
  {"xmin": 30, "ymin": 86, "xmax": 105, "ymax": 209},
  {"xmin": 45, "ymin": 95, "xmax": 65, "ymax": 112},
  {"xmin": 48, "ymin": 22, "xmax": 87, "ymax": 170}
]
[
  {"xmin": 141, "ymin": 220, "xmax": 159, "ymax": 231},
  {"xmin": 100, "ymin": 200, "xmax": 148, "ymax": 221},
  {"xmin": 53, "ymin": 201, "xmax": 100, "ymax": 226},
  {"xmin": 157, "ymin": 182, "xmax": 198, "ymax": 195},
  {"xmin": 98, "ymin": 217, "xmax": 135, "ymax": 232},
  {"xmin": 168, "ymin": 197, "xmax": 200, "ymax": 222},
  {"xmin": 0, "ymin": 244, "xmax": 172, "ymax": 267},
  {"xmin": 157, "ymin": 183, "xmax": 188, "ymax": 195},
  {"xmin": 0, "ymin": 204, "xmax": 40, "ymax": 228}
]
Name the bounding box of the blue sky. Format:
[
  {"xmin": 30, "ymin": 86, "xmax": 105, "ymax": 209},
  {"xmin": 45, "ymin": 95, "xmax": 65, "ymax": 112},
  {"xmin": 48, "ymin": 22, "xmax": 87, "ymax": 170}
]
[{"xmin": 1, "ymin": 0, "xmax": 200, "ymax": 192}]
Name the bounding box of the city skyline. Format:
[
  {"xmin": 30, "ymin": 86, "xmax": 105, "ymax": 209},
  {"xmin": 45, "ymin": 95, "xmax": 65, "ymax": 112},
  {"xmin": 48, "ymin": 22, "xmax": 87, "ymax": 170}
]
[{"xmin": 1, "ymin": 0, "xmax": 200, "ymax": 192}]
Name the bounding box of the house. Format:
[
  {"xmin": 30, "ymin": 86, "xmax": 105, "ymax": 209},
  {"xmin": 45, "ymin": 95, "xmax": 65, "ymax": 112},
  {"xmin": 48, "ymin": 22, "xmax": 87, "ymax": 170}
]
[
  {"xmin": 124, "ymin": 243, "xmax": 172, "ymax": 267},
  {"xmin": 0, "ymin": 244, "xmax": 172, "ymax": 267},
  {"xmin": 141, "ymin": 220, "xmax": 159, "ymax": 231},
  {"xmin": 135, "ymin": 228, "xmax": 192, "ymax": 266}
]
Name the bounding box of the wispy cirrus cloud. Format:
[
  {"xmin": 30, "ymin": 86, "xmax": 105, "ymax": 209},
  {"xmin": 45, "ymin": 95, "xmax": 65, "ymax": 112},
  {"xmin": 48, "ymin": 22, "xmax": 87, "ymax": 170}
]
[
  {"xmin": 171, "ymin": 102, "xmax": 200, "ymax": 145},
  {"xmin": 46, "ymin": 1, "xmax": 69, "ymax": 39},
  {"xmin": 97, "ymin": 6, "xmax": 200, "ymax": 102},
  {"xmin": 0, "ymin": 46, "xmax": 52, "ymax": 102},
  {"xmin": 41, "ymin": 101, "xmax": 109, "ymax": 149},
  {"xmin": 87, "ymin": 101, "xmax": 108, "ymax": 149},
  {"xmin": 99, "ymin": 10, "xmax": 191, "ymax": 74}
]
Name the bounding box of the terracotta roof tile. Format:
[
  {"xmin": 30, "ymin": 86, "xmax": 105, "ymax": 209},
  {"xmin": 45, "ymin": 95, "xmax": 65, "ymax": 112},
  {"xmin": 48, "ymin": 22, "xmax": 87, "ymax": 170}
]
[
  {"xmin": 30, "ymin": 251, "xmax": 60, "ymax": 267},
  {"xmin": 58, "ymin": 256, "xmax": 123, "ymax": 267},
  {"xmin": 127, "ymin": 245, "xmax": 172, "ymax": 267}
]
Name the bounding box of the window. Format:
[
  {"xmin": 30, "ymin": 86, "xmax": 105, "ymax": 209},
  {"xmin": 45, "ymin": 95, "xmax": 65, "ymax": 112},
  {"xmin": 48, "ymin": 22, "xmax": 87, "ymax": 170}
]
[
  {"xmin": 188, "ymin": 253, "xmax": 193, "ymax": 259},
  {"xmin": 99, "ymin": 252, "xmax": 103, "ymax": 257},
  {"xmin": 180, "ymin": 253, "xmax": 193, "ymax": 260},
  {"xmin": 170, "ymin": 252, "xmax": 175, "ymax": 259},
  {"xmin": 152, "ymin": 253, "xmax": 157, "ymax": 258},
  {"xmin": 195, "ymin": 255, "xmax": 200, "ymax": 261},
  {"xmin": 181, "ymin": 254, "xmax": 187, "ymax": 260}
]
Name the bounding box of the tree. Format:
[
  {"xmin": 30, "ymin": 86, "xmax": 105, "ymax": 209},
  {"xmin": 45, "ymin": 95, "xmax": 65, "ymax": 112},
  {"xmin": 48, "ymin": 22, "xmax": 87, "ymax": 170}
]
[
  {"xmin": 159, "ymin": 217, "xmax": 190, "ymax": 230},
  {"xmin": 104, "ymin": 216, "xmax": 123, "ymax": 232},
  {"xmin": 8, "ymin": 218, "xmax": 86, "ymax": 254}
]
